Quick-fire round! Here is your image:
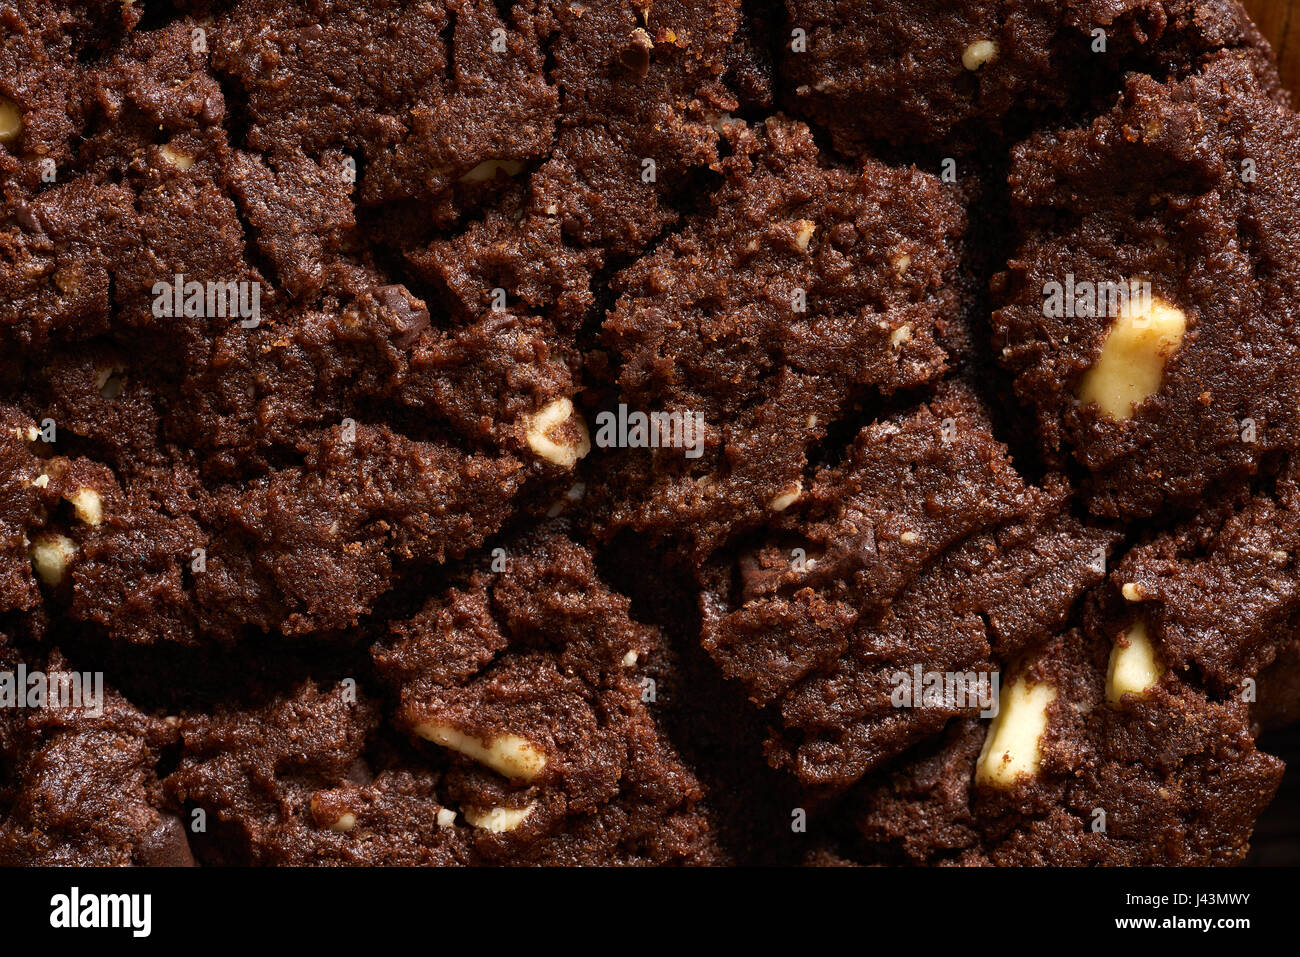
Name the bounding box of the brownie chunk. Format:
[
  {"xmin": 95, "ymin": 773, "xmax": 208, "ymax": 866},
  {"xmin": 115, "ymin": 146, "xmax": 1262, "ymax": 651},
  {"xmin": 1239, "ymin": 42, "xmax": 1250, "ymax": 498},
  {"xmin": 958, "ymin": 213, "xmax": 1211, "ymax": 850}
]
[
  {"xmin": 0, "ymin": 644, "xmax": 187, "ymax": 866},
  {"xmin": 166, "ymin": 528, "xmax": 722, "ymax": 864},
  {"xmin": 994, "ymin": 53, "xmax": 1300, "ymax": 518},
  {"xmin": 851, "ymin": 625, "xmax": 1283, "ymax": 865},
  {"xmin": 596, "ymin": 117, "xmax": 966, "ymax": 559},
  {"xmin": 211, "ymin": 0, "xmax": 557, "ymax": 208},
  {"xmin": 1106, "ymin": 457, "xmax": 1300, "ymax": 695},
  {"xmin": 523, "ymin": 0, "xmax": 741, "ymax": 197},
  {"xmin": 375, "ymin": 527, "xmax": 723, "ymax": 864},
  {"xmin": 783, "ymin": 0, "xmax": 1282, "ymax": 155},
  {"xmin": 698, "ymin": 384, "xmax": 1118, "ymax": 790},
  {"xmin": 3, "ymin": 399, "xmax": 522, "ymax": 643},
  {"xmin": 0, "ymin": 177, "xmax": 138, "ymax": 347},
  {"xmin": 224, "ymin": 147, "xmax": 361, "ymax": 303},
  {"xmin": 166, "ymin": 681, "xmax": 453, "ymax": 866}
]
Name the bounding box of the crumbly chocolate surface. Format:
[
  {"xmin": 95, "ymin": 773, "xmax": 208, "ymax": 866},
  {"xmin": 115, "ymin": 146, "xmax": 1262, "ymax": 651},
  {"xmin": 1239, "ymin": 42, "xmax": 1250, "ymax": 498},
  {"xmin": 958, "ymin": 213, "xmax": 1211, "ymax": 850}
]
[
  {"xmin": 847, "ymin": 625, "xmax": 1283, "ymax": 865},
  {"xmin": 1, "ymin": 0, "xmax": 1298, "ymax": 866},
  {"xmin": 993, "ymin": 51, "xmax": 1300, "ymax": 518}
]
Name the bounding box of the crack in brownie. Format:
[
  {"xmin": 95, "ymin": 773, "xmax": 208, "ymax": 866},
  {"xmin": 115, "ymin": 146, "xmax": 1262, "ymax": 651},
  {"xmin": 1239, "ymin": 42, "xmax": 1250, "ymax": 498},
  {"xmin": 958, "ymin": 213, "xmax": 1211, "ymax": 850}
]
[
  {"xmin": 595, "ymin": 116, "xmax": 965, "ymax": 559},
  {"xmin": 161, "ymin": 528, "xmax": 723, "ymax": 864}
]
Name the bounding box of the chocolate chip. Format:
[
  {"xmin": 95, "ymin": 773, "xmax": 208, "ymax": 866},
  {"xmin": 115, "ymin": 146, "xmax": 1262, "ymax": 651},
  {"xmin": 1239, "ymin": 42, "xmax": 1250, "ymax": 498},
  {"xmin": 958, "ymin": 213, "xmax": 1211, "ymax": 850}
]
[
  {"xmin": 374, "ymin": 284, "xmax": 430, "ymax": 348},
  {"xmin": 133, "ymin": 812, "xmax": 196, "ymax": 867},
  {"xmin": 13, "ymin": 201, "xmax": 43, "ymax": 235},
  {"xmin": 619, "ymin": 28, "xmax": 653, "ymax": 78}
]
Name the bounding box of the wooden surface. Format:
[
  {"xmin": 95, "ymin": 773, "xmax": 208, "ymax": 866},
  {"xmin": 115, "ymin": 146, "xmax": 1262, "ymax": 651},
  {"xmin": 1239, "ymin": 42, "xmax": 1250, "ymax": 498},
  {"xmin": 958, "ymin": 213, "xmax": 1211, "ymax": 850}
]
[{"xmin": 1246, "ymin": 0, "xmax": 1300, "ymax": 95}]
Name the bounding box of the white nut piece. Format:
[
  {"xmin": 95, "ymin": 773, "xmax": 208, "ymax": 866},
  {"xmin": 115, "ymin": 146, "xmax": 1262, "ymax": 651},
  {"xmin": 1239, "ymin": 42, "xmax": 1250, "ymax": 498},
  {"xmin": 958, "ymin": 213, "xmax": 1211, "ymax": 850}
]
[
  {"xmin": 791, "ymin": 219, "xmax": 815, "ymax": 253},
  {"xmin": 0, "ymin": 96, "xmax": 22, "ymax": 144},
  {"xmin": 1121, "ymin": 582, "xmax": 1144, "ymax": 602},
  {"xmin": 95, "ymin": 365, "xmax": 126, "ymax": 399},
  {"xmin": 975, "ymin": 673, "xmax": 1056, "ymax": 788},
  {"xmin": 459, "ymin": 159, "xmax": 525, "ymax": 184},
  {"xmin": 545, "ymin": 480, "xmax": 587, "ymax": 517},
  {"xmin": 436, "ymin": 807, "xmax": 457, "ymax": 828},
  {"xmin": 890, "ymin": 324, "xmax": 912, "ymax": 348},
  {"xmin": 462, "ymin": 803, "xmax": 536, "ymax": 833},
  {"xmin": 1106, "ymin": 619, "xmax": 1162, "ymax": 705},
  {"xmin": 962, "ymin": 39, "xmax": 999, "ymax": 71},
  {"xmin": 67, "ymin": 488, "xmax": 104, "ymax": 526},
  {"xmin": 1076, "ymin": 294, "xmax": 1187, "ymax": 421},
  {"xmin": 414, "ymin": 721, "xmax": 548, "ymax": 782},
  {"xmin": 524, "ymin": 397, "xmax": 591, "ymax": 468},
  {"xmin": 158, "ymin": 143, "xmax": 194, "ymax": 170},
  {"xmin": 309, "ymin": 793, "xmax": 357, "ymax": 833},
  {"xmin": 768, "ymin": 481, "xmax": 802, "ymax": 512},
  {"xmin": 30, "ymin": 532, "xmax": 78, "ymax": 586}
]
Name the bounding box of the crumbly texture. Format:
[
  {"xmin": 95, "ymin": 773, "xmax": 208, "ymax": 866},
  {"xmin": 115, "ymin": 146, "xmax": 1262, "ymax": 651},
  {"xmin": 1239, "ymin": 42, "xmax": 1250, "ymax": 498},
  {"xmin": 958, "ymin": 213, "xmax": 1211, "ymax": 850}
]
[
  {"xmin": 166, "ymin": 529, "xmax": 723, "ymax": 865},
  {"xmin": 845, "ymin": 626, "xmax": 1283, "ymax": 865},
  {"xmin": 1, "ymin": 0, "xmax": 1298, "ymax": 866},
  {"xmin": 698, "ymin": 383, "xmax": 1119, "ymax": 791},
  {"xmin": 593, "ymin": 116, "xmax": 966, "ymax": 559},
  {"xmin": 783, "ymin": 0, "xmax": 1285, "ymax": 155},
  {"xmin": 1106, "ymin": 458, "xmax": 1300, "ymax": 695},
  {"xmin": 0, "ymin": 643, "xmax": 187, "ymax": 866},
  {"xmin": 993, "ymin": 52, "xmax": 1300, "ymax": 518}
]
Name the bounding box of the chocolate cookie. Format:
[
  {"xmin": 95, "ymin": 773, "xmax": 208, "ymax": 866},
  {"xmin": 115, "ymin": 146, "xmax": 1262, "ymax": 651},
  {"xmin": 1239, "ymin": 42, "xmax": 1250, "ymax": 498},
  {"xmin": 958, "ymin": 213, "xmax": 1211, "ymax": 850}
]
[{"xmin": 3, "ymin": 0, "xmax": 1300, "ymax": 869}]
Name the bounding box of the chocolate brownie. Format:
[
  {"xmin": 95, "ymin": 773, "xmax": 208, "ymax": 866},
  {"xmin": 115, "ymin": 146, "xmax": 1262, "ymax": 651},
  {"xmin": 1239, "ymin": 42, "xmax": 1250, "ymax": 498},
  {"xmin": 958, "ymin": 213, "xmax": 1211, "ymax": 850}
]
[
  {"xmin": 993, "ymin": 52, "xmax": 1300, "ymax": 518},
  {"xmin": 847, "ymin": 623, "xmax": 1282, "ymax": 865},
  {"xmin": 2, "ymin": 0, "xmax": 1300, "ymax": 868},
  {"xmin": 166, "ymin": 528, "xmax": 722, "ymax": 865},
  {"xmin": 783, "ymin": 0, "xmax": 1283, "ymax": 156},
  {"xmin": 698, "ymin": 383, "xmax": 1118, "ymax": 790}
]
